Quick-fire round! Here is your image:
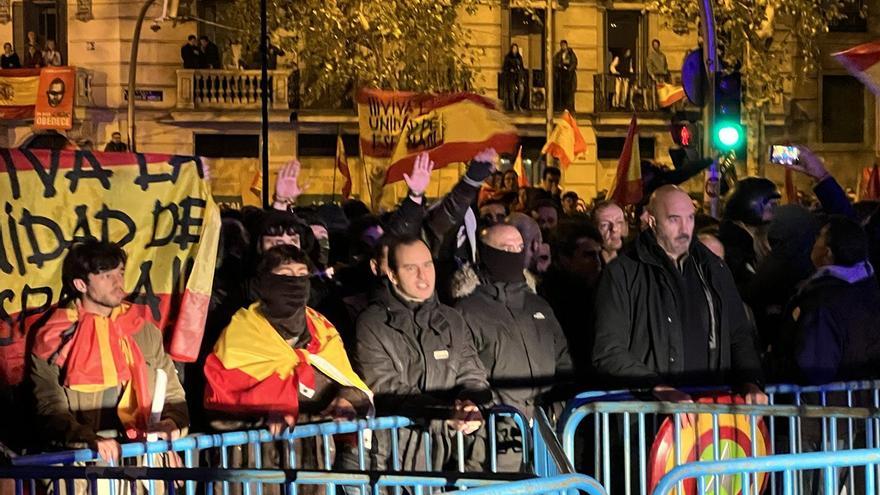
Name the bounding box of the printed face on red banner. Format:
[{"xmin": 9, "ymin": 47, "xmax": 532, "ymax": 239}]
[{"xmin": 34, "ymin": 67, "xmax": 75, "ymax": 130}]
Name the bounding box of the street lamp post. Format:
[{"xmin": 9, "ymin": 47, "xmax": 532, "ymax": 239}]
[{"xmin": 127, "ymin": 0, "xmax": 158, "ymax": 153}]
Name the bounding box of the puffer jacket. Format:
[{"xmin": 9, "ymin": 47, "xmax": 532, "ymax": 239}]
[
  {"xmin": 29, "ymin": 321, "xmax": 188, "ymax": 449},
  {"xmin": 591, "ymin": 230, "xmax": 763, "ymax": 388},
  {"xmin": 353, "ymin": 283, "xmax": 491, "ymax": 471},
  {"xmin": 452, "ymin": 265, "xmax": 572, "ymax": 419}
]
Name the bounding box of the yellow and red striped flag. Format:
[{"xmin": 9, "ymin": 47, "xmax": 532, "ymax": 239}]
[
  {"xmin": 386, "ymin": 93, "xmax": 517, "ymax": 184},
  {"xmin": 609, "ymin": 115, "xmax": 643, "ymax": 206},
  {"xmin": 541, "ymin": 110, "xmax": 586, "ymax": 168},
  {"xmin": 513, "ymin": 146, "xmax": 528, "ymax": 187}
]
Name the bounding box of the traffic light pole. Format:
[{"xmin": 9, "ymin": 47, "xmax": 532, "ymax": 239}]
[{"xmin": 699, "ymin": 0, "xmax": 721, "ymax": 217}]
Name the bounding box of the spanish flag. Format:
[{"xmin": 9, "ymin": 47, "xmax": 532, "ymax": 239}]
[
  {"xmin": 657, "ymin": 83, "xmax": 686, "ymax": 108},
  {"xmin": 609, "ymin": 115, "xmax": 642, "ymax": 206},
  {"xmin": 385, "ymin": 93, "xmax": 517, "ymax": 185},
  {"xmin": 336, "ymin": 134, "xmax": 352, "ymax": 199},
  {"xmin": 32, "ymin": 303, "xmax": 153, "ymax": 437},
  {"xmin": 858, "ymin": 165, "xmax": 880, "ymax": 200},
  {"xmin": 0, "ymin": 69, "xmax": 41, "ymax": 119},
  {"xmin": 204, "ymin": 305, "xmax": 371, "ymax": 417},
  {"xmin": 541, "ymin": 110, "xmax": 586, "ymax": 168},
  {"xmin": 513, "ymin": 146, "xmax": 528, "ymax": 187},
  {"xmin": 833, "ymin": 40, "xmax": 880, "ymax": 96}
]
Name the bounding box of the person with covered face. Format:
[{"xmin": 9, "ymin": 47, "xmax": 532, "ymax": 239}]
[
  {"xmin": 592, "ymin": 185, "xmax": 765, "ymax": 403},
  {"xmin": 453, "ymin": 224, "xmax": 571, "ymax": 469}
]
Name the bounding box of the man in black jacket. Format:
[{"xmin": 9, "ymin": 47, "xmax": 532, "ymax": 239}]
[
  {"xmin": 775, "ymin": 216, "xmax": 880, "ymax": 385},
  {"xmin": 355, "ymin": 235, "xmax": 491, "ymax": 471},
  {"xmin": 454, "ymin": 224, "xmax": 572, "ymax": 419},
  {"xmin": 592, "ymin": 185, "xmax": 765, "ymax": 403}
]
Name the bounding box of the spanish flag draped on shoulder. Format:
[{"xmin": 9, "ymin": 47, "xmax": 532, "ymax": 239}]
[
  {"xmin": 204, "ymin": 305, "xmax": 371, "ymax": 418},
  {"xmin": 385, "ymin": 93, "xmax": 518, "ymax": 185},
  {"xmin": 541, "ymin": 110, "xmax": 586, "ymax": 168}
]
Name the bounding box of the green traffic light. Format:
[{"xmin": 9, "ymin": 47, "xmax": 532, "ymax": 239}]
[{"xmin": 714, "ymin": 122, "xmax": 743, "ymax": 150}]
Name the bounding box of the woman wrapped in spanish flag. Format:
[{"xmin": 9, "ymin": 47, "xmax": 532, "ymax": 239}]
[{"xmin": 203, "ymin": 244, "xmax": 371, "ymax": 483}]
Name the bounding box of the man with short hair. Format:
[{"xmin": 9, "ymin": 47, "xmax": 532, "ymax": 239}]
[
  {"xmin": 479, "ymin": 199, "xmax": 508, "ymax": 227},
  {"xmin": 103, "ymin": 131, "xmax": 128, "ymax": 152},
  {"xmin": 506, "ymin": 212, "xmax": 551, "ymax": 275},
  {"xmin": 541, "ymin": 221, "xmax": 603, "ymax": 382},
  {"xmin": 198, "ymin": 35, "xmax": 221, "ymax": 69},
  {"xmin": 562, "ymin": 191, "xmax": 580, "ymax": 216},
  {"xmin": 592, "ymin": 185, "xmax": 765, "ymax": 403},
  {"xmin": 454, "ymin": 224, "xmax": 571, "ymax": 469},
  {"xmin": 181, "ymin": 34, "xmax": 200, "ymax": 68},
  {"xmin": 647, "ymin": 39, "xmax": 669, "ymax": 109},
  {"xmin": 355, "ymin": 236, "xmax": 491, "ymax": 470},
  {"xmin": 775, "ymin": 216, "xmax": 880, "ymax": 384},
  {"xmin": 593, "ymin": 201, "xmax": 629, "ymax": 263},
  {"xmin": 531, "ymin": 199, "xmax": 559, "ymax": 234},
  {"xmin": 30, "ymin": 240, "xmax": 188, "ymax": 463},
  {"xmin": 541, "ymin": 166, "xmax": 562, "ymax": 201}
]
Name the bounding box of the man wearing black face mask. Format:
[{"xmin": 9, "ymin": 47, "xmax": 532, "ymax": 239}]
[
  {"xmin": 453, "ymin": 224, "xmax": 572, "ymax": 424},
  {"xmin": 204, "ymin": 245, "xmax": 372, "ymax": 436}
]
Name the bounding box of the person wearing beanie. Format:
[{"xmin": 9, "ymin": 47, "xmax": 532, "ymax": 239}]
[{"xmin": 452, "ymin": 224, "xmax": 572, "ymax": 469}]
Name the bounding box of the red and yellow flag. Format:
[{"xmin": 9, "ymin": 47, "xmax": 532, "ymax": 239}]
[
  {"xmin": 541, "ymin": 110, "xmax": 586, "ymax": 168},
  {"xmin": 385, "ymin": 93, "xmax": 517, "ymax": 185},
  {"xmin": 0, "ymin": 149, "xmax": 220, "ymax": 386},
  {"xmin": 858, "ymin": 164, "xmax": 880, "ymax": 200},
  {"xmin": 513, "ymin": 146, "xmax": 528, "ymax": 187},
  {"xmin": 657, "ymin": 83, "xmax": 686, "ymax": 108},
  {"xmin": 336, "ymin": 134, "xmax": 352, "ymax": 199},
  {"xmin": 0, "ymin": 68, "xmax": 41, "ymax": 119},
  {"xmin": 609, "ymin": 116, "xmax": 643, "ymax": 206},
  {"xmin": 204, "ymin": 305, "xmax": 370, "ymax": 417}
]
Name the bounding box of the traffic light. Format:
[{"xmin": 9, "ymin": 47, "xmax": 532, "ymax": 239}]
[{"xmin": 713, "ymin": 72, "xmax": 744, "ymax": 154}]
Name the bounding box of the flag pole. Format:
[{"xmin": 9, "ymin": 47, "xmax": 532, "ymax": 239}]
[{"xmin": 332, "ymin": 125, "xmax": 339, "ymax": 203}]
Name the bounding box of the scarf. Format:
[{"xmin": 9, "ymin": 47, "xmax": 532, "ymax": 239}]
[
  {"xmin": 253, "ymin": 273, "xmax": 310, "ymax": 342},
  {"xmin": 478, "ymin": 242, "xmax": 526, "ymax": 283},
  {"xmin": 33, "ymin": 303, "xmax": 152, "ymax": 438}
]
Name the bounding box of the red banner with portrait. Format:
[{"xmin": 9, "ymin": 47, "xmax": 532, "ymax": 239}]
[{"xmin": 34, "ymin": 66, "xmax": 75, "ymax": 130}]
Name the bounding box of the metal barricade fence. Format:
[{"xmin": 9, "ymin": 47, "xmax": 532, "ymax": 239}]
[
  {"xmin": 652, "ymin": 447, "xmax": 880, "ymax": 495},
  {"xmin": 560, "ymin": 400, "xmax": 880, "ymax": 495},
  {"xmin": 7, "ymin": 408, "xmax": 538, "ymax": 495}
]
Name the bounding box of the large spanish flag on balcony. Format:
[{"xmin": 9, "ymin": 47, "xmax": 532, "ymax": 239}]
[
  {"xmin": 0, "ymin": 68, "xmax": 41, "ymax": 119},
  {"xmin": 833, "ymin": 40, "xmax": 880, "ymax": 95},
  {"xmin": 0, "ymin": 149, "xmax": 220, "ymax": 386},
  {"xmin": 385, "ymin": 93, "xmax": 517, "ymax": 185},
  {"xmin": 541, "ymin": 110, "xmax": 586, "ymax": 168},
  {"xmin": 204, "ymin": 305, "xmax": 370, "ymax": 416}
]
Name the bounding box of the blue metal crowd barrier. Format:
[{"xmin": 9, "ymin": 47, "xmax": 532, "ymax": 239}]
[
  {"xmin": 652, "ymin": 447, "xmax": 880, "ymax": 495},
  {"xmin": 7, "ymin": 407, "xmax": 545, "ymax": 495},
  {"xmin": 561, "ymin": 398, "xmax": 880, "ymax": 495}
]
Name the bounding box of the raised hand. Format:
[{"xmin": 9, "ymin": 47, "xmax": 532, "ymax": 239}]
[
  {"xmin": 404, "ymin": 152, "xmax": 434, "ymax": 198},
  {"xmin": 274, "ymin": 160, "xmax": 306, "ymax": 202}
]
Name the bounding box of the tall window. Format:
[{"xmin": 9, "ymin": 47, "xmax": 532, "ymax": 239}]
[
  {"xmin": 509, "ymin": 8, "xmax": 545, "ymax": 74},
  {"xmin": 14, "ymin": 0, "xmax": 67, "ymax": 63},
  {"xmin": 821, "ymin": 75, "xmax": 864, "ymax": 144},
  {"xmin": 605, "ymin": 10, "xmax": 641, "ymax": 74}
]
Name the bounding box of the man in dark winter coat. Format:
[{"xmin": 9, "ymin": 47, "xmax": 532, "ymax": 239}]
[
  {"xmin": 454, "ymin": 224, "xmax": 572, "ymax": 420},
  {"xmin": 775, "ymin": 216, "xmax": 880, "ymax": 385},
  {"xmin": 592, "ymin": 185, "xmax": 765, "ymax": 403},
  {"xmin": 354, "ymin": 235, "xmax": 491, "ymax": 471}
]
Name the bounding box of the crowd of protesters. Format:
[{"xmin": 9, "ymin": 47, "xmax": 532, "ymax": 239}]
[{"xmin": 4, "ymin": 143, "xmax": 880, "ymax": 478}]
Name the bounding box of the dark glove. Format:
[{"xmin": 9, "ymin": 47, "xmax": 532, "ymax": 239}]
[{"xmin": 466, "ymin": 159, "xmax": 493, "ymax": 183}]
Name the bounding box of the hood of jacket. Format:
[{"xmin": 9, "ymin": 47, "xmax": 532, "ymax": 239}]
[{"xmin": 450, "ymin": 263, "xmax": 537, "ymax": 299}]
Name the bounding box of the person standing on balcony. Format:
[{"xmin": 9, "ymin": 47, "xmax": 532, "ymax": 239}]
[
  {"xmin": 43, "ymin": 39, "xmax": 62, "ymax": 67},
  {"xmin": 181, "ymin": 35, "xmax": 200, "ymax": 69},
  {"xmin": 23, "ymin": 43, "xmax": 43, "ymax": 68},
  {"xmin": 199, "ymin": 35, "xmax": 222, "ymax": 69},
  {"xmin": 647, "ymin": 39, "xmax": 669, "ymax": 110},
  {"xmin": 502, "ymin": 44, "xmax": 525, "ymax": 112},
  {"xmin": 609, "ymin": 48, "xmax": 633, "ymax": 109},
  {"xmin": 553, "ymin": 40, "xmax": 578, "ymax": 112},
  {"xmin": 1, "ymin": 43, "xmax": 20, "ymax": 68}
]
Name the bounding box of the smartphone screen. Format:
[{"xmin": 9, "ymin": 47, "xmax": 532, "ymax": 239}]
[{"xmin": 769, "ymin": 145, "xmax": 799, "ymax": 166}]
